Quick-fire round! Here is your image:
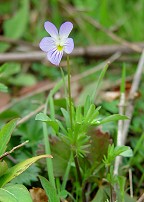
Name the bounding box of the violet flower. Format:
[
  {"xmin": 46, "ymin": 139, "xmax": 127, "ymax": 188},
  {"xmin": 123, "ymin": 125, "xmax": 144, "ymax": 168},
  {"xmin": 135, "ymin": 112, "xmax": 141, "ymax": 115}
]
[{"xmin": 39, "ymin": 21, "xmax": 74, "ymax": 66}]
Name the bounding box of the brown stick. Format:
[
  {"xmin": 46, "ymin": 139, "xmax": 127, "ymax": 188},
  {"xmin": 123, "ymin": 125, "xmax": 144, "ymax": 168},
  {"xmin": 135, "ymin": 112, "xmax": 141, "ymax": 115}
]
[
  {"xmin": 16, "ymin": 105, "xmax": 45, "ymax": 126},
  {"xmin": 59, "ymin": 0, "xmax": 142, "ymax": 53},
  {"xmin": 0, "ymin": 35, "xmax": 38, "ymax": 49},
  {"xmin": 0, "ymin": 52, "xmax": 121, "ymax": 114},
  {"xmin": 0, "ymin": 43, "xmax": 144, "ymax": 63},
  {"xmin": 83, "ymin": 15, "xmax": 142, "ymax": 53},
  {"xmin": 0, "ymin": 140, "xmax": 29, "ymax": 160}
]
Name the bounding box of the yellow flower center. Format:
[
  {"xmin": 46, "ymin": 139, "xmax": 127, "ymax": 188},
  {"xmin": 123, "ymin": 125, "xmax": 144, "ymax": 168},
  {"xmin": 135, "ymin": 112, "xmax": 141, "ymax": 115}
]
[{"xmin": 57, "ymin": 45, "xmax": 63, "ymax": 51}]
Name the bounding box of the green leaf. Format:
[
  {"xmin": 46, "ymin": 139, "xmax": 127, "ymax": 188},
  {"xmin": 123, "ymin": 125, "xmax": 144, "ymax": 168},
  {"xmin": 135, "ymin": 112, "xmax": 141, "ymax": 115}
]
[
  {"xmin": 0, "ymin": 83, "xmax": 8, "ymax": 93},
  {"xmin": 1, "ymin": 0, "xmax": 29, "ymax": 52},
  {"xmin": 0, "ymin": 184, "xmax": 32, "ymax": 202},
  {"xmin": 39, "ymin": 176, "xmax": 59, "ymax": 202},
  {"xmin": 4, "ymin": 0, "xmax": 29, "ymax": 39},
  {"xmin": 0, "ymin": 155, "xmax": 52, "ymax": 187},
  {"xmin": 98, "ymin": 114, "xmax": 128, "ymax": 125},
  {"xmin": 117, "ymin": 176, "xmax": 126, "ymax": 201},
  {"xmin": 75, "ymin": 106, "xmax": 83, "ymax": 123},
  {"xmin": 35, "ymin": 113, "xmax": 59, "ymax": 133},
  {"xmin": 91, "ymin": 186, "xmax": 109, "ymax": 202},
  {"xmin": 0, "ymin": 161, "xmax": 8, "ymax": 177},
  {"xmin": 92, "ymin": 63, "xmax": 109, "ymax": 102},
  {"xmin": 61, "ymin": 108, "xmax": 70, "ymax": 128},
  {"xmin": 114, "ymin": 146, "xmax": 133, "ymax": 157},
  {"xmin": 120, "ymin": 147, "xmax": 133, "ymax": 157},
  {"xmin": 0, "ymin": 119, "xmax": 18, "ymax": 156},
  {"xmin": 84, "ymin": 95, "xmax": 91, "ymax": 116},
  {"xmin": 50, "ymin": 75, "xmax": 68, "ymax": 96},
  {"xmin": 84, "ymin": 104, "xmax": 95, "ymax": 122},
  {"xmin": 0, "ymin": 63, "xmax": 21, "ymax": 77},
  {"xmin": 35, "ymin": 112, "xmax": 50, "ymax": 122},
  {"xmin": 9, "ymin": 73, "xmax": 36, "ymax": 86},
  {"xmin": 59, "ymin": 190, "xmax": 68, "ymax": 198}
]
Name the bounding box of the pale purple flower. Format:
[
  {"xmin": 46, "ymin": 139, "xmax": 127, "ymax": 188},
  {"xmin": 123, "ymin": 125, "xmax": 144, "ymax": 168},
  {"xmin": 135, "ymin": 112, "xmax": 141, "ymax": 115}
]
[{"xmin": 39, "ymin": 21, "xmax": 74, "ymax": 66}]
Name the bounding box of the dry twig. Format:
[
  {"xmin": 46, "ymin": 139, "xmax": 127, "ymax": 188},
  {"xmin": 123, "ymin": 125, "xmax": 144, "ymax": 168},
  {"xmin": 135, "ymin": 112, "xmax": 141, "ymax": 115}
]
[
  {"xmin": 0, "ymin": 140, "xmax": 29, "ymax": 160},
  {"xmin": 0, "ymin": 44, "xmax": 144, "ymax": 63},
  {"xmin": 0, "ymin": 52, "xmax": 121, "ymax": 114},
  {"xmin": 83, "ymin": 15, "xmax": 142, "ymax": 53},
  {"xmin": 0, "ymin": 35, "xmax": 37, "ymax": 49},
  {"xmin": 123, "ymin": 50, "xmax": 144, "ymax": 145},
  {"xmin": 59, "ymin": 0, "xmax": 142, "ymax": 53},
  {"xmin": 137, "ymin": 193, "xmax": 144, "ymax": 202},
  {"xmin": 16, "ymin": 105, "xmax": 45, "ymax": 126}
]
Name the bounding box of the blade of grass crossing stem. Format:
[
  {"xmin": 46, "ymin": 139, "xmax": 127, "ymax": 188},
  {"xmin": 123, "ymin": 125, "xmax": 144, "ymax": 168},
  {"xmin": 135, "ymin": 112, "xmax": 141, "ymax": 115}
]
[
  {"xmin": 60, "ymin": 67, "xmax": 67, "ymax": 99},
  {"xmin": 92, "ymin": 62, "xmax": 109, "ymax": 103},
  {"xmin": 42, "ymin": 77, "xmax": 68, "ymax": 188},
  {"xmin": 60, "ymin": 67, "xmax": 68, "ymax": 113},
  {"xmin": 121, "ymin": 64, "xmax": 126, "ymax": 93},
  {"xmin": 43, "ymin": 120, "xmax": 55, "ymax": 187},
  {"xmin": 61, "ymin": 152, "xmax": 73, "ymax": 191},
  {"xmin": 49, "ymin": 96, "xmax": 55, "ymax": 120},
  {"xmin": 50, "ymin": 75, "xmax": 68, "ymax": 96}
]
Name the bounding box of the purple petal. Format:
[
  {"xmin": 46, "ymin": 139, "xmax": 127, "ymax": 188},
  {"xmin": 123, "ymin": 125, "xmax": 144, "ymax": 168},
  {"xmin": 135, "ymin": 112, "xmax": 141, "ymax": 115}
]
[
  {"xmin": 47, "ymin": 49, "xmax": 63, "ymax": 66},
  {"xmin": 59, "ymin": 22, "xmax": 73, "ymax": 39},
  {"xmin": 39, "ymin": 37, "xmax": 56, "ymax": 52},
  {"xmin": 64, "ymin": 38, "xmax": 74, "ymax": 54},
  {"xmin": 44, "ymin": 21, "xmax": 58, "ymax": 38}
]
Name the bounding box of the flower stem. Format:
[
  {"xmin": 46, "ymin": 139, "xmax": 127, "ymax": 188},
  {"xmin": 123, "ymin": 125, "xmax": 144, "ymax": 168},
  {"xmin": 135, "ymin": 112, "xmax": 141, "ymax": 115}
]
[
  {"xmin": 66, "ymin": 56, "xmax": 82, "ymax": 188},
  {"xmin": 67, "ymin": 55, "xmax": 73, "ymax": 128},
  {"xmin": 43, "ymin": 96, "xmax": 55, "ymax": 188},
  {"xmin": 60, "ymin": 66, "xmax": 68, "ymax": 111}
]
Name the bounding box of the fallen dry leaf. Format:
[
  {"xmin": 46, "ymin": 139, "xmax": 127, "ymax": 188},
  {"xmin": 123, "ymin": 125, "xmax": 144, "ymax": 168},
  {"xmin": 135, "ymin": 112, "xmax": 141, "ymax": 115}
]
[{"xmin": 29, "ymin": 187, "xmax": 48, "ymax": 202}]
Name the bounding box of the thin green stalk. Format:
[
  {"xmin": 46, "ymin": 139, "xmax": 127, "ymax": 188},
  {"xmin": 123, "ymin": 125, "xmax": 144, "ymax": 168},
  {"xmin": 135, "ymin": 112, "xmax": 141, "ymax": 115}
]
[
  {"xmin": 67, "ymin": 55, "xmax": 73, "ymax": 128},
  {"xmin": 61, "ymin": 152, "xmax": 73, "ymax": 191},
  {"xmin": 43, "ymin": 96, "xmax": 55, "ymax": 188},
  {"xmin": 60, "ymin": 66, "xmax": 68, "ymax": 112},
  {"xmin": 66, "ymin": 56, "xmax": 83, "ymax": 188},
  {"xmin": 73, "ymin": 153, "xmax": 82, "ymax": 184}
]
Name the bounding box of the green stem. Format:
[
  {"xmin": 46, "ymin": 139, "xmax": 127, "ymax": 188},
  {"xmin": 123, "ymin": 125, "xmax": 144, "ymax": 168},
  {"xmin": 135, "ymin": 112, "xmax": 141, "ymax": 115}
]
[
  {"xmin": 60, "ymin": 66, "xmax": 68, "ymax": 112},
  {"xmin": 73, "ymin": 153, "xmax": 82, "ymax": 184},
  {"xmin": 67, "ymin": 55, "xmax": 73, "ymax": 128},
  {"xmin": 61, "ymin": 152, "xmax": 73, "ymax": 190},
  {"xmin": 43, "ymin": 96, "xmax": 55, "ymax": 188},
  {"xmin": 107, "ymin": 165, "xmax": 114, "ymax": 202},
  {"xmin": 66, "ymin": 56, "xmax": 83, "ymax": 187}
]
